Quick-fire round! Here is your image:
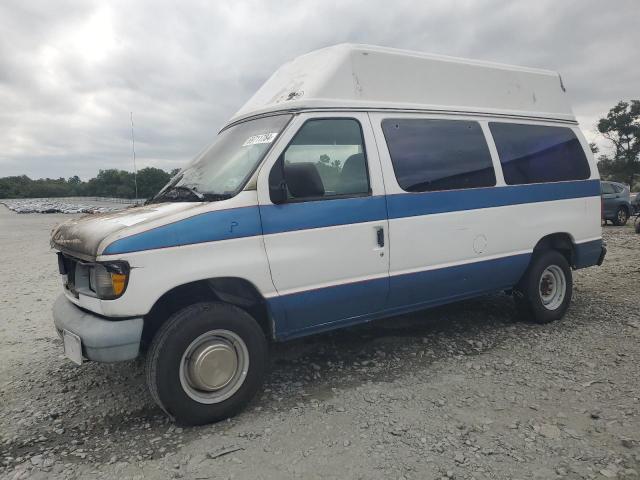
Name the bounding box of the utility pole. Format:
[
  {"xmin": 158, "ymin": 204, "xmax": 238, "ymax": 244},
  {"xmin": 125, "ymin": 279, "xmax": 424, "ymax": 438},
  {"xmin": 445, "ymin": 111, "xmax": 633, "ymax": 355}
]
[{"xmin": 130, "ymin": 112, "xmax": 138, "ymax": 201}]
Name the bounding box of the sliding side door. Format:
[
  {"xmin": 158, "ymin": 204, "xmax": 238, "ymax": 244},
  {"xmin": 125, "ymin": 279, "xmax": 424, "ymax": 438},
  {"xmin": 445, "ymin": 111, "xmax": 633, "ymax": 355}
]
[{"xmin": 369, "ymin": 113, "xmax": 529, "ymax": 311}]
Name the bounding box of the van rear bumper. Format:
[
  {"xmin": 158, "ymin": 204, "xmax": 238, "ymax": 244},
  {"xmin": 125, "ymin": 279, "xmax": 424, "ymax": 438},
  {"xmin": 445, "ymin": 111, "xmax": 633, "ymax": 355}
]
[
  {"xmin": 573, "ymin": 239, "xmax": 606, "ymax": 269},
  {"xmin": 53, "ymin": 294, "xmax": 143, "ymax": 362},
  {"xmin": 597, "ymin": 245, "xmax": 607, "ymax": 266}
]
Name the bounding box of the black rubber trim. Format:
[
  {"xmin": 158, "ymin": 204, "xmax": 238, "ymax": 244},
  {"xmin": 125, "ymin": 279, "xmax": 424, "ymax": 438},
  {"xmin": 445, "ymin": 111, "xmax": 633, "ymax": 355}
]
[{"xmin": 597, "ymin": 246, "xmax": 607, "ymax": 266}]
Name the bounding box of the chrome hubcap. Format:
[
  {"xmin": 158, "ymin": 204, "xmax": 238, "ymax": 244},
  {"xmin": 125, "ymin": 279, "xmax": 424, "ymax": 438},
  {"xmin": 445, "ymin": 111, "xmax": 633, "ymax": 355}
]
[
  {"xmin": 187, "ymin": 342, "xmax": 238, "ymax": 391},
  {"xmin": 180, "ymin": 330, "xmax": 249, "ymax": 404},
  {"xmin": 539, "ymin": 265, "xmax": 566, "ymax": 311}
]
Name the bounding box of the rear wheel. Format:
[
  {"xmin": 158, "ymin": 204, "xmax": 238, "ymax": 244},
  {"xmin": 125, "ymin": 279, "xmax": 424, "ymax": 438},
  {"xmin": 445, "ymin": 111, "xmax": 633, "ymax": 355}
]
[
  {"xmin": 514, "ymin": 250, "xmax": 572, "ymax": 324},
  {"xmin": 146, "ymin": 302, "xmax": 268, "ymax": 425},
  {"xmin": 613, "ymin": 206, "xmax": 628, "ymax": 226}
]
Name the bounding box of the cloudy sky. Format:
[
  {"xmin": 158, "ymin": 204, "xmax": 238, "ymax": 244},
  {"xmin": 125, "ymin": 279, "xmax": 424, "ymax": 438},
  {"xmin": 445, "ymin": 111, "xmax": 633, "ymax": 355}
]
[{"xmin": 1, "ymin": 0, "xmax": 638, "ymax": 179}]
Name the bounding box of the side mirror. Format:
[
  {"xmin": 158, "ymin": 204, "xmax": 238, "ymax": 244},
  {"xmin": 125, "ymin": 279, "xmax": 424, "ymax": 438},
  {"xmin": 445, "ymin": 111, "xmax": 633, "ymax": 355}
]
[{"xmin": 269, "ymin": 157, "xmax": 287, "ymax": 205}]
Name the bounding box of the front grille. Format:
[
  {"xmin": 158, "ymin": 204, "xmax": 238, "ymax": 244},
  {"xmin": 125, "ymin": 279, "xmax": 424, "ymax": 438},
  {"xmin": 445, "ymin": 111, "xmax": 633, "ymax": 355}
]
[{"xmin": 58, "ymin": 253, "xmax": 79, "ymax": 297}]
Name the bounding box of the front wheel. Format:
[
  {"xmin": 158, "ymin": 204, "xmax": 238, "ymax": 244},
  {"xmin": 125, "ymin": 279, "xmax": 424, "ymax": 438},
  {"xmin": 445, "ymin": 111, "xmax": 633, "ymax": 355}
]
[
  {"xmin": 514, "ymin": 250, "xmax": 572, "ymax": 324},
  {"xmin": 146, "ymin": 302, "xmax": 268, "ymax": 425}
]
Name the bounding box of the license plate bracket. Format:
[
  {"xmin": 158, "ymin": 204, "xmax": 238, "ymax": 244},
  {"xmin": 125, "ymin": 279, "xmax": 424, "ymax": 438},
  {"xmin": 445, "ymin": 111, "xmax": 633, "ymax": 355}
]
[{"xmin": 62, "ymin": 330, "xmax": 83, "ymax": 365}]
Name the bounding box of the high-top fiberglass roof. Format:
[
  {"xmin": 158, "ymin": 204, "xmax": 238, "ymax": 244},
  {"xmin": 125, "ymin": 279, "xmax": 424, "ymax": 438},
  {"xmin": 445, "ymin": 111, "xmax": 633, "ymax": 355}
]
[{"xmin": 228, "ymin": 44, "xmax": 574, "ymax": 126}]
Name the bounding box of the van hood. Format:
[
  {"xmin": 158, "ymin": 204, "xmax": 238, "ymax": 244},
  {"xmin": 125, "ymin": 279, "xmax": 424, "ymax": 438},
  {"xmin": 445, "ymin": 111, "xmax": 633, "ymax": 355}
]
[{"xmin": 50, "ymin": 203, "xmax": 202, "ymax": 260}]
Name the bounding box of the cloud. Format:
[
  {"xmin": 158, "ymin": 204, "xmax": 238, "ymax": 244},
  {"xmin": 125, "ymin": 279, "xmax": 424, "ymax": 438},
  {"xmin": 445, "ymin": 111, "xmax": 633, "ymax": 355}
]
[{"xmin": 0, "ymin": 0, "xmax": 638, "ymax": 179}]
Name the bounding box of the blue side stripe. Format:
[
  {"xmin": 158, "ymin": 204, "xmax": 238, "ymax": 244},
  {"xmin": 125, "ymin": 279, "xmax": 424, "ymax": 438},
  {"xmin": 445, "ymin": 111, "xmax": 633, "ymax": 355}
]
[
  {"xmin": 386, "ymin": 179, "xmax": 600, "ymax": 218},
  {"xmin": 271, "ymin": 276, "xmax": 389, "ymax": 336},
  {"xmin": 269, "ymin": 252, "xmax": 531, "ymax": 340},
  {"xmin": 103, "ymin": 207, "xmax": 262, "ymax": 255},
  {"xmin": 388, "ymin": 253, "xmax": 530, "ymax": 309},
  {"xmin": 259, "ymin": 196, "xmax": 387, "ymax": 235},
  {"xmin": 102, "ymin": 179, "xmax": 600, "ymax": 254}
]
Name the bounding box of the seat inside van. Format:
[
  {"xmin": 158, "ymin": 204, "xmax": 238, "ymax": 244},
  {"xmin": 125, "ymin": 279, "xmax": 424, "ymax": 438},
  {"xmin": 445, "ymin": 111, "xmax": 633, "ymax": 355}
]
[{"xmin": 338, "ymin": 153, "xmax": 368, "ymax": 195}]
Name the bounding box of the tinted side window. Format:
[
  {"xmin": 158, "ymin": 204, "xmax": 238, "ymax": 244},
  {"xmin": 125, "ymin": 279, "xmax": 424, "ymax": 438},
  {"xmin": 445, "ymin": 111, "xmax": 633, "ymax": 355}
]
[
  {"xmin": 381, "ymin": 119, "xmax": 496, "ymax": 192},
  {"xmin": 489, "ymin": 123, "xmax": 591, "ymax": 185},
  {"xmin": 612, "ymin": 184, "xmax": 624, "ymax": 193},
  {"xmin": 279, "ymin": 119, "xmax": 370, "ymax": 200}
]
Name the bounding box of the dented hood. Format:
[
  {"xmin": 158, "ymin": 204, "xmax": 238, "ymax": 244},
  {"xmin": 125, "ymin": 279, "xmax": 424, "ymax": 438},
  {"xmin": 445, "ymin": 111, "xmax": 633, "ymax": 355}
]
[{"xmin": 50, "ymin": 202, "xmax": 201, "ymax": 260}]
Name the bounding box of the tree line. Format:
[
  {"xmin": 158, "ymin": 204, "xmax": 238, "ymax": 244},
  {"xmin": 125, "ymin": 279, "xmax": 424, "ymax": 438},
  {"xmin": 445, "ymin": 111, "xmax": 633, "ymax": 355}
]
[{"xmin": 0, "ymin": 167, "xmax": 180, "ymax": 199}]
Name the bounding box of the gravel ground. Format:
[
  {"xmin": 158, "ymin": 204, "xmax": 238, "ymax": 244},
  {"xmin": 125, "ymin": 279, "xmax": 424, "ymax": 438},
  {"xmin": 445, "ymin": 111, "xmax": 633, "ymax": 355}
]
[{"xmin": 1, "ymin": 204, "xmax": 639, "ymax": 480}]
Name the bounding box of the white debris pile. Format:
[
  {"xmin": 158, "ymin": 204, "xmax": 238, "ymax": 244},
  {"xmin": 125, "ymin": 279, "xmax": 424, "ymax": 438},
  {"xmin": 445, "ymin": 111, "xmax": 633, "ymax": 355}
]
[{"xmin": 0, "ymin": 198, "xmax": 127, "ymax": 214}]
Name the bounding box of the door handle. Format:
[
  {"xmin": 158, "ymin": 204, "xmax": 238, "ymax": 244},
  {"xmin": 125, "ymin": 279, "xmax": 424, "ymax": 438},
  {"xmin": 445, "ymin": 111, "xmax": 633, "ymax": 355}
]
[{"xmin": 376, "ymin": 227, "xmax": 385, "ymax": 248}]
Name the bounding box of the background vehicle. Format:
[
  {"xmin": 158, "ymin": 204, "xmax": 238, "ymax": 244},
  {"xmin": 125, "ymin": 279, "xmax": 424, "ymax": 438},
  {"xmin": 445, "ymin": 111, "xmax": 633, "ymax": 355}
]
[
  {"xmin": 601, "ymin": 180, "xmax": 632, "ymax": 225},
  {"xmin": 631, "ymin": 192, "xmax": 640, "ymax": 233}
]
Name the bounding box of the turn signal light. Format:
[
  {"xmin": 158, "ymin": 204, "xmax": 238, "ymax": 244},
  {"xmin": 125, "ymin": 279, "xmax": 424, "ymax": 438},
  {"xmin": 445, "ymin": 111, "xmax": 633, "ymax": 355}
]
[
  {"xmin": 111, "ymin": 273, "xmax": 127, "ymax": 296},
  {"xmin": 90, "ymin": 262, "xmax": 130, "ymax": 299}
]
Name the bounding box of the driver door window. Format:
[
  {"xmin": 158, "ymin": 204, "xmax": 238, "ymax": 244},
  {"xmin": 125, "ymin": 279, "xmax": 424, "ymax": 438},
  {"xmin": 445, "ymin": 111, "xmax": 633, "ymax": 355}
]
[{"xmin": 278, "ymin": 118, "xmax": 370, "ymax": 200}]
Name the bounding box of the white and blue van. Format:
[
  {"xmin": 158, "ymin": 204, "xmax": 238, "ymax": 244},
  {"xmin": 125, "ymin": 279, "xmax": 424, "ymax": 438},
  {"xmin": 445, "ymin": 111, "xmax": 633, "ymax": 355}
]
[{"xmin": 51, "ymin": 44, "xmax": 605, "ymax": 425}]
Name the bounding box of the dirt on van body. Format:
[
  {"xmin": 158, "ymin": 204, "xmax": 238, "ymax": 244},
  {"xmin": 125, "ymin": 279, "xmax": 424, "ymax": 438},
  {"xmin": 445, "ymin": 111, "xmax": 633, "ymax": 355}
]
[{"xmin": 1, "ymin": 204, "xmax": 639, "ymax": 480}]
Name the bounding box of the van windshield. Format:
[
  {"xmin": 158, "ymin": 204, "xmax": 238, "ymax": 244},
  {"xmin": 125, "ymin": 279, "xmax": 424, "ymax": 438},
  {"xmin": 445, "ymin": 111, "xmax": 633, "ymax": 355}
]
[{"xmin": 153, "ymin": 114, "xmax": 291, "ymax": 202}]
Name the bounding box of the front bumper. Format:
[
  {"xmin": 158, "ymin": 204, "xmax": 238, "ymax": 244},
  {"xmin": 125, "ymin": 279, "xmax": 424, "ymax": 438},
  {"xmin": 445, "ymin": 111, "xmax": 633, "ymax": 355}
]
[{"xmin": 53, "ymin": 294, "xmax": 143, "ymax": 362}]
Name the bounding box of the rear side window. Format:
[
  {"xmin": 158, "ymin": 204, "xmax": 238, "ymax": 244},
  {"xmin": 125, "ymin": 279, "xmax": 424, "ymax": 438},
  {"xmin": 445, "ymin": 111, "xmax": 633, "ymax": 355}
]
[
  {"xmin": 489, "ymin": 123, "xmax": 590, "ymax": 185},
  {"xmin": 381, "ymin": 119, "xmax": 496, "ymax": 192}
]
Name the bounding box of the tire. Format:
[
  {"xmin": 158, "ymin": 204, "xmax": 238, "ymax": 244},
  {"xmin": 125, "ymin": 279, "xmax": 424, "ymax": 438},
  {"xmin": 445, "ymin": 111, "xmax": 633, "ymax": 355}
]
[
  {"xmin": 146, "ymin": 302, "xmax": 268, "ymax": 426},
  {"xmin": 613, "ymin": 206, "xmax": 629, "ymax": 226},
  {"xmin": 514, "ymin": 250, "xmax": 572, "ymax": 324}
]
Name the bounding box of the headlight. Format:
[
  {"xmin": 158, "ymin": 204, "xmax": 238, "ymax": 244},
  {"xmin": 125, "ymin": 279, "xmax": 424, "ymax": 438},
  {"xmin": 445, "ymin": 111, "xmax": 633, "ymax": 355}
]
[{"xmin": 89, "ymin": 262, "xmax": 130, "ymax": 299}]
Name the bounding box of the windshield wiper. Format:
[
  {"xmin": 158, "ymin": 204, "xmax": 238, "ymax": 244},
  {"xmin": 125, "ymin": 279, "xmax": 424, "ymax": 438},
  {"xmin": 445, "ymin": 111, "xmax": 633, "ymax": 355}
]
[
  {"xmin": 202, "ymin": 193, "xmax": 233, "ymax": 201},
  {"xmin": 153, "ymin": 185, "xmax": 204, "ymax": 203},
  {"xmin": 150, "ymin": 186, "xmax": 234, "ymax": 204},
  {"xmin": 171, "ymin": 185, "xmax": 204, "ymax": 199}
]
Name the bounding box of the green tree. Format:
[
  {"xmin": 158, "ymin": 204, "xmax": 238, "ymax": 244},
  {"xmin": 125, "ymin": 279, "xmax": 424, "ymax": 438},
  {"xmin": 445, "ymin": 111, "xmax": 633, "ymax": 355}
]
[
  {"xmin": 596, "ymin": 100, "xmax": 640, "ymax": 186},
  {"xmin": 0, "ymin": 167, "xmax": 177, "ymax": 199},
  {"xmin": 86, "ymin": 169, "xmax": 136, "ymax": 197},
  {"xmin": 315, "ymin": 155, "xmax": 342, "ymax": 191},
  {"xmin": 67, "ymin": 175, "xmax": 82, "ymax": 195},
  {"xmin": 0, "ymin": 175, "xmax": 31, "ymax": 198},
  {"xmin": 136, "ymin": 167, "xmax": 171, "ymax": 199}
]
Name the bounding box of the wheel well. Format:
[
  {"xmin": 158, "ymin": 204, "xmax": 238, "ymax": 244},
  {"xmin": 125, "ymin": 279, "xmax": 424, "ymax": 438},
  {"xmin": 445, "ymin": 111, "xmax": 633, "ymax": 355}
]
[
  {"xmin": 142, "ymin": 278, "xmax": 273, "ymax": 348},
  {"xmin": 619, "ymin": 204, "xmax": 630, "ymax": 214},
  {"xmin": 533, "ymin": 233, "xmax": 575, "ymax": 266}
]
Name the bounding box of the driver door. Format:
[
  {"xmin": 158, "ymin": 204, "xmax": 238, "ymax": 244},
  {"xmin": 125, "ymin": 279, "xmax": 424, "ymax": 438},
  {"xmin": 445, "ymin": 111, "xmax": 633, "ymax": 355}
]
[{"xmin": 257, "ymin": 113, "xmax": 389, "ymax": 338}]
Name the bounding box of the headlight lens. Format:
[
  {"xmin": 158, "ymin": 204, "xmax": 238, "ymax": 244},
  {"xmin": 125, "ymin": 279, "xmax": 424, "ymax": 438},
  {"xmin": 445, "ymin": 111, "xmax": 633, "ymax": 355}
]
[{"xmin": 90, "ymin": 262, "xmax": 130, "ymax": 299}]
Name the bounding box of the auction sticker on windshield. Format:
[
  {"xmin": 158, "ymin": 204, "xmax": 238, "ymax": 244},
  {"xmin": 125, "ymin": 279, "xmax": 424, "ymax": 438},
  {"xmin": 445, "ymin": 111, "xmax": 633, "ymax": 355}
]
[{"xmin": 242, "ymin": 132, "xmax": 278, "ymax": 146}]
